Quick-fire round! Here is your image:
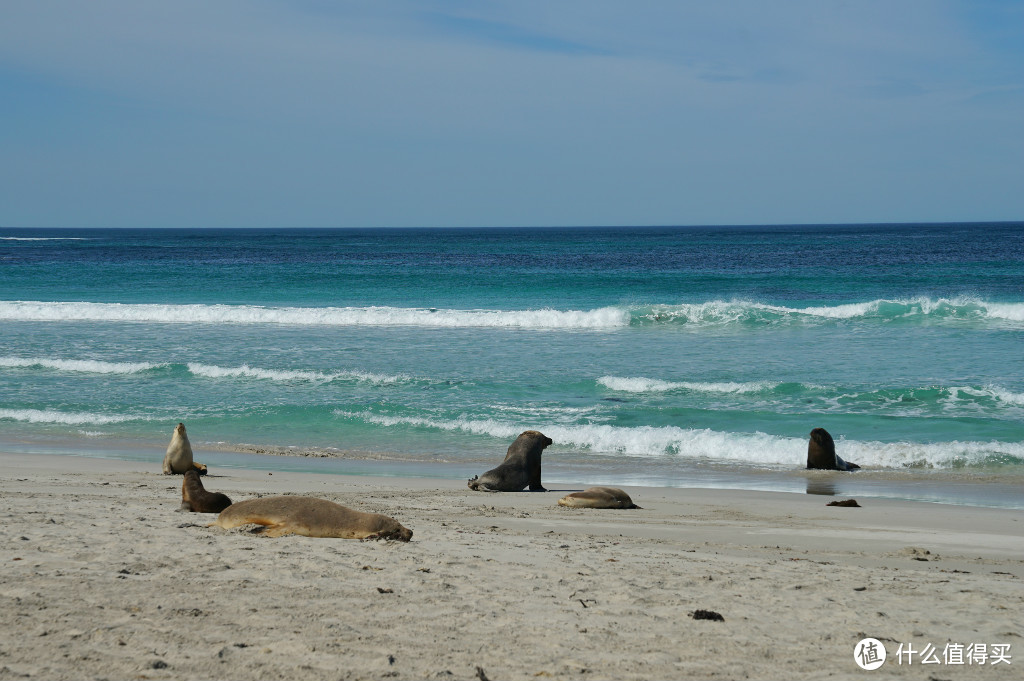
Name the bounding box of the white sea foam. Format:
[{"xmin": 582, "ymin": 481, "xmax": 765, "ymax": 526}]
[
  {"xmin": 949, "ymin": 385, "xmax": 1024, "ymax": 407},
  {"xmin": 186, "ymin": 363, "xmax": 407, "ymax": 384},
  {"xmin": 598, "ymin": 376, "xmax": 777, "ymax": 394},
  {"xmin": 0, "ymin": 356, "xmax": 160, "ymax": 374},
  {"xmin": 335, "ymin": 410, "xmax": 1024, "ymax": 468},
  {"xmin": 4, "ymin": 298, "xmax": 1021, "ymax": 329},
  {"xmin": 984, "ymin": 302, "xmax": 1024, "ymax": 322},
  {"xmin": 0, "ymin": 408, "xmax": 136, "ymax": 425},
  {"xmin": 836, "ymin": 438, "xmax": 1024, "ymax": 468},
  {"xmin": 637, "ymin": 297, "xmax": 1024, "ymax": 326},
  {"xmin": 0, "ymin": 301, "xmax": 629, "ymax": 329},
  {"xmin": 335, "ymin": 411, "xmax": 807, "ymax": 462}
]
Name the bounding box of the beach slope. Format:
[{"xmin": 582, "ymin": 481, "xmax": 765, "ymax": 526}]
[{"xmin": 1, "ymin": 452, "xmax": 1021, "ymax": 680}]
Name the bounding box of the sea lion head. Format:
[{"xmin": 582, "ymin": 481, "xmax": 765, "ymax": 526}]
[
  {"xmin": 520, "ymin": 430, "xmax": 553, "ymax": 448},
  {"xmin": 807, "ymin": 427, "xmax": 837, "ymax": 469},
  {"xmin": 375, "ymin": 522, "xmax": 413, "ymax": 542},
  {"xmin": 809, "ymin": 427, "xmax": 833, "ymax": 451}
]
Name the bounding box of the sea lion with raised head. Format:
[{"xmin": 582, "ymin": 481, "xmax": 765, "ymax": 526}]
[
  {"xmin": 210, "ymin": 496, "xmax": 412, "ymax": 540},
  {"xmin": 807, "ymin": 427, "xmax": 860, "ymax": 471},
  {"xmin": 557, "ymin": 487, "xmax": 641, "ymax": 509},
  {"xmin": 180, "ymin": 469, "xmax": 232, "ymax": 513},
  {"xmin": 468, "ymin": 430, "xmax": 553, "ymax": 492},
  {"xmin": 162, "ymin": 422, "xmax": 207, "ymax": 475}
]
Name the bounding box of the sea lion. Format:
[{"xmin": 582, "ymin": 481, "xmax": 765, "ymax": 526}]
[
  {"xmin": 210, "ymin": 496, "xmax": 413, "ymax": 541},
  {"xmin": 467, "ymin": 430, "xmax": 553, "ymax": 492},
  {"xmin": 807, "ymin": 427, "xmax": 860, "ymax": 471},
  {"xmin": 161, "ymin": 422, "xmax": 207, "ymax": 475},
  {"xmin": 557, "ymin": 487, "xmax": 640, "ymax": 509},
  {"xmin": 180, "ymin": 469, "xmax": 232, "ymax": 513}
]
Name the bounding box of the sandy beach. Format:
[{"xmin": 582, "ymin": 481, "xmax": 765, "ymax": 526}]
[{"xmin": 1, "ymin": 451, "xmax": 1021, "ymax": 681}]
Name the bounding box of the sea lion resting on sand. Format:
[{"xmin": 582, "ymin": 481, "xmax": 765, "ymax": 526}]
[
  {"xmin": 180, "ymin": 469, "xmax": 232, "ymax": 513},
  {"xmin": 468, "ymin": 430, "xmax": 553, "ymax": 492},
  {"xmin": 210, "ymin": 496, "xmax": 413, "ymax": 541},
  {"xmin": 162, "ymin": 422, "xmax": 207, "ymax": 475},
  {"xmin": 807, "ymin": 427, "xmax": 860, "ymax": 471},
  {"xmin": 558, "ymin": 487, "xmax": 640, "ymax": 509}
]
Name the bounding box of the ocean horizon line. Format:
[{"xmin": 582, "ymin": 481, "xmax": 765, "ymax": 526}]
[{"xmin": 3, "ymin": 220, "xmax": 1023, "ymax": 232}]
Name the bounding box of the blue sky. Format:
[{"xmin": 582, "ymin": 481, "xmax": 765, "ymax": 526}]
[{"xmin": 1, "ymin": 1, "xmax": 1022, "ymax": 228}]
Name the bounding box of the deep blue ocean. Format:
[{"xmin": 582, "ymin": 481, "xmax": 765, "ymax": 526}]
[{"xmin": 2, "ymin": 224, "xmax": 1023, "ymax": 507}]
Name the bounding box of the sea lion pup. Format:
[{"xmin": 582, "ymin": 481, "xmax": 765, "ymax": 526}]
[
  {"xmin": 807, "ymin": 427, "xmax": 860, "ymax": 471},
  {"xmin": 467, "ymin": 430, "xmax": 553, "ymax": 492},
  {"xmin": 180, "ymin": 469, "xmax": 232, "ymax": 513},
  {"xmin": 210, "ymin": 496, "xmax": 413, "ymax": 541},
  {"xmin": 557, "ymin": 487, "xmax": 640, "ymax": 509},
  {"xmin": 162, "ymin": 422, "xmax": 207, "ymax": 475}
]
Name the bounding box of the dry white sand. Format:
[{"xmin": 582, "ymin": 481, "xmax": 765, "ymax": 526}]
[{"xmin": 1, "ymin": 451, "xmax": 1021, "ymax": 680}]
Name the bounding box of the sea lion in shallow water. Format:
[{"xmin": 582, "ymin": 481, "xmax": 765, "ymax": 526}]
[
  {"xmin": 468, "ymin": 430, "xmax": 553, "ymax": 492},
  {"xmin": 807, "ymin": 428, "xmax": 860, "ymax": 471},
  {"xmin": 162, "ymin": 422, "xmax": 207, "ymax": 475},
  {"xmin": 210, "ymin": 496, "xmax": 412, "ymax": 540},
  {"xmin": 180, "ymin": 470, "xmax": 232, "ymax": 513},
  {"xmin": 557, "ymin": 487, "xmax": 640, "ymax": 509}
]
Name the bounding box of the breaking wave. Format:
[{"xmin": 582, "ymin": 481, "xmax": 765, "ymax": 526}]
[
  {"xmin": 0, "ymin": 408, "xmax": 139, "ymax": 425},
  {"xmin": 630, "ymin": 297, "xmax": 1024, "ymax": 327},
  {"xmin": 2, "ymin": 297, "xmax": 1020, "ymax": 330},
  {"xmin": 598, "ymin": 376, "xmax": 781, "ymax": 394},
  {"xmin": 0, "ymin": 301, "xmax": 628, "ymax": 329},
  {"xmin": 186, "ymin": 363, "xmax": 409, "ymax": 385},
  {"xmin": 0, "ymin": 356, "xmax": 162, "ymax": 374},
  {"xmin": 334, "ymin": 410, "xmax": 1024, "ymax": 469}
]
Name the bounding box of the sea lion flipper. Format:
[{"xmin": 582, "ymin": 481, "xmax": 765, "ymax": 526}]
[
  {"xmin": 528, "ymin": 461, "xmax": 545, "ymax": 491},
  {"xmin": 259, "ymin": 524, "xmax": 296, "ymax": 538},
  {"xmin": 835, "ymin": 455, "xmax": 860, "ymax": 472}
]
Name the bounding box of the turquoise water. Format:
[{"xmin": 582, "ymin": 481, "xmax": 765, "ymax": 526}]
[{"xmin": 2, "ymin": 225, "xmax": 1023, "ymax": 505}]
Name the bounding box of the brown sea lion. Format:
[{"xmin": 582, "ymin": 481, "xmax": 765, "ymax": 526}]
[
  {"xmin": 162, "ymin": 422, "xmax": 207, "ymax": 475},
  {"xmin": 467, "ymin": 430, "xmax": 553, "ymax": 492},
  {"xmin": 180, "ymin": 469, "xmax": 232, "ymax": 513},
  {"xmin": 807, "ymin": 427, "xmax": 860, "ymax": 471},
  {"xmin": 210, "ymin": 496, "xmax": 412, "ymax": 541},
  {"xmin": 557, "ymin": 487, "xmax": 640, "ymax": 509}
]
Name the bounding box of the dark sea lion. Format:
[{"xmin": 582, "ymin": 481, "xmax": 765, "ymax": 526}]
[
  {"xmin": 807, "ymin": 427, "xmax": 860, "ymax": 471},
  {"xmin": 557, "ymin": 487, "xmax": 640, "ymax": 509},
  {"xmin": 210, "ymin": 496, "xmax": 413, "ymax": 540},
  {"xmin": 162, "ymin": 422, "xmax": 207, "ymax": 475},
  {"xmin": 826, "ymin": 499, "xmax": 861, "ymax": 507},
  {"xmin": 180, "ymin": 469, "xmax": 232, "ymax": 513},
  {"xmin": 467, "ymin": 430, "xmax": 553, "ymax": 492}
]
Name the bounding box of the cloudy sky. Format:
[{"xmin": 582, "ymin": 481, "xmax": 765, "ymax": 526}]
[{"xmin": 2, "ymin": 1, "xmax": 1022, "ymax": 228}]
